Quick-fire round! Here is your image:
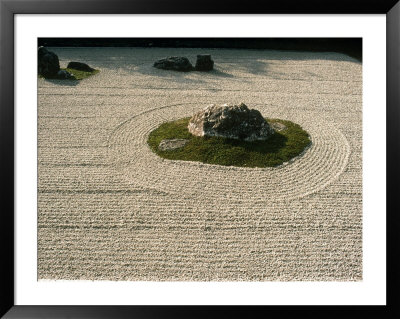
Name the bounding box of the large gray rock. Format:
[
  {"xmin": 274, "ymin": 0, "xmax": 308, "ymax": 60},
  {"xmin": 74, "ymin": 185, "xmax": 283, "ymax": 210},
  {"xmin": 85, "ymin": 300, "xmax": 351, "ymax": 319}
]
[
  {"xmin": 38, "ymin": 46, "xmax": 60, "ymax": 77},
  {"xmin": 153, "ymin": 56, "xmax": 193, "ymax": 72},
  {"xmin": 195, "ymin": 54, "xmax": 214, "ymax": 71},
  {"xmin": 188, "ymin": 103, "xmax": 275, "ymax": 141}
]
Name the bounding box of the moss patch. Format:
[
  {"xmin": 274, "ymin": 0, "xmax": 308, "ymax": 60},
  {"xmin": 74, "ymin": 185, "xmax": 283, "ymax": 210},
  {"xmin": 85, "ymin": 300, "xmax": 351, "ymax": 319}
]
[
  {"xmin": 39, "ymin": 68, "xmax": 99, "ymax": 80},
  {"xmin": 148, "ymin": 117, "xmax": 311, "ymax": 168},
  {"xmin": 64, "ymin": 67, "xmax": 99, "ymax": 80}
]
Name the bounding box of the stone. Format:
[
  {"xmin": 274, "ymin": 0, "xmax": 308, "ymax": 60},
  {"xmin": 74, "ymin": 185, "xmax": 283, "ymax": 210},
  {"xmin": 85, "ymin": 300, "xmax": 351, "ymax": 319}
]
[
  {"xmin": 38, "ymin": 46, "xmax": 60, "ymax": 77},
  {"xmin": 153, "ymin": 56, "xmax": 193, "ymax": 72},
  {"xmin": 195, "ymin": 54, "xmax": 214, "ymax": 71},
  {"xmin": 56, "ymin": 70, "xmax": 75, "ymax": 80},
  {"xmin": 158, "ymin": 139, "xmax": 189, "ymax": 151},
  {"xmin": 188, "ymin": 103, "xmax": 275, "ymax": 141},
  {"xmin": 38, "ymin": 46, "xmax": 48, "ymax": 59},
  {"xmin": 67, "ymin": 61, "xmax": 94, "ymax": 72},
  {"xmin": 270, "ymin": 121, "xmax": 287, "ymax": 132}
]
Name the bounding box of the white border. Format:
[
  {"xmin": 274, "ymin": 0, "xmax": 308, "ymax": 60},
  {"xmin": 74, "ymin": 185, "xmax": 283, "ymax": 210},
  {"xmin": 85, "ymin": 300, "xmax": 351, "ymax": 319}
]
[{"xmin": 15, "ymin": 15, "xmax": 386, "ymax": 305}]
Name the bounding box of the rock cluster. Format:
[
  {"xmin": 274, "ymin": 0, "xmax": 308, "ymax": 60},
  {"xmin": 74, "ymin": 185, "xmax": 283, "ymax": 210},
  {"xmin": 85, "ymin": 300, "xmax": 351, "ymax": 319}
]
[
  {"xmin": 38, "ymin": 46, "xmax": 60, "ymax": 78},
  {"xmin": 154, "ymin": 55, "xmax": 214, "ymax": 72},
  {"xmin": 188, "ymin": 103, "xmax": 275, "ymax": 141},
  {"xmin": 38, "ymin": 47, "xmax": 96, "ymax": 79},
  {"xmin": 153, "ymin": 57, "xmax": 194, "ymax": 72}
]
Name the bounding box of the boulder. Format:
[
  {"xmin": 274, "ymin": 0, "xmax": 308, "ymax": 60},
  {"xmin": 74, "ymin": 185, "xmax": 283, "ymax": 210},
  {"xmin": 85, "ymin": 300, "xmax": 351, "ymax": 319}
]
[
  {"xmin": 38, "ymin": 46, "xmax": 60, "ymax": 77},
  {"xmin": 153, "ymin": 56, "xmax": 193, "ymax": 72},
  {"xmin": 188, "ymin": 103, "xmax": 275, "ymax": 141},
  {"xmin": 158, "ymin": 139, "xmax": 189, "ymax": 151},
  {"xmin": 195, "ymin": 54, "xmax": 214, "ymax": 71},
  {"xmin": 67, "ymin": 61, "xmax": 94, "ymax": 72}
]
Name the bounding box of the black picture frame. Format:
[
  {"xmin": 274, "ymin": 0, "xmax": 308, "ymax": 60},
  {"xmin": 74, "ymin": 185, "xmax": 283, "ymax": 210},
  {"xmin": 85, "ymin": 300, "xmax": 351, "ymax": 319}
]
[{"xmin": 1, "ymin": 0, "xmax": 399, "ymax": 318}]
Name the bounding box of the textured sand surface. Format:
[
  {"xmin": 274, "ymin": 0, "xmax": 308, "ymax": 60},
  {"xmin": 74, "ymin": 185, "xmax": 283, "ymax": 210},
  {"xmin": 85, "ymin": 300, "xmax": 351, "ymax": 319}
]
[{"xmin": 38, "ymin": 47, "xmax": 362, "ymax": 281}]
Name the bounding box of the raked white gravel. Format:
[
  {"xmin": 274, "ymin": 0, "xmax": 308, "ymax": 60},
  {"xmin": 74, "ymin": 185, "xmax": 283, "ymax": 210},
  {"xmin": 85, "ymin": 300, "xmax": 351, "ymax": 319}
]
[{"xmin": 38, "ymin": 47, "xmax": 362, "ymax": 281}]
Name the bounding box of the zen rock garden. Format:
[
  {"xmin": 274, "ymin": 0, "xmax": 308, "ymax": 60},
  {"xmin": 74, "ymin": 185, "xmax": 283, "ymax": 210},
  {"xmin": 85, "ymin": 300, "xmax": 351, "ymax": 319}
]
[
  {"xmin": 37, "ymin": 45, "xmax": 362, "ymax": 283},
  {"xmin": 38, "ymin": 46, "xmax": 98, "ymax": 80},
  {"xmin": 154, "ymin": 54, "xmax": 214, "ymax": 72}
]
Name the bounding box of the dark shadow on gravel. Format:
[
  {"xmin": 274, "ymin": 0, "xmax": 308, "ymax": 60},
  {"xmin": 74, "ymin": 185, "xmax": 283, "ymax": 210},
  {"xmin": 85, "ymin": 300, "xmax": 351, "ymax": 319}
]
[
  {"xmin": 201, "ymin": 69, "xmax": 235, "ymax": 78},
  {"xmin": 133, "ymin": 63, "xmax": 239, "ymax": 84}
]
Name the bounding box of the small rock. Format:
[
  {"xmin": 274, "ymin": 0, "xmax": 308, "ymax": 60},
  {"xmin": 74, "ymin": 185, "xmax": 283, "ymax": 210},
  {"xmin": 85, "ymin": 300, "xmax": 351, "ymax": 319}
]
[
  {"xmin": 158, "ymin": 139, "xmax": 189, "ymax": 151},
  {"xmin": 56, "ymin": 70, "xmax": 75, "ymax": 80},
  {"xmin": 188, "ymin": 103, "xmax": 275, "ymax": 141},
  {"xmin": 153, "ymin": 56, "xmax": 193, "ymax": 72},
  {"xmin": 67, "ymin": 61, "xmax": 94, "ymax": 72},
  {"xmin": 195, "ymin": 54, "xmax": 214, "ymax": 71},
  {"xmin": 38, "ymin": 46, "xmax": 60, "ymax": 77},
  {"xmin": 270, "ymin": 122, "xmax": 287, "ymax": 132}
]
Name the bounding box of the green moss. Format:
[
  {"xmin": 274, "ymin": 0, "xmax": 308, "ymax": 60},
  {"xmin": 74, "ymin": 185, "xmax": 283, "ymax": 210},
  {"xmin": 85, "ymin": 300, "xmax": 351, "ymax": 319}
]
[
  {"xmin": 148, "ymin": 118, "xmax": 311, "ymax": 168},
  {"xmin": 63, "ymin": 68, "xmax": 99, "ymax": 80},
  {"xmin": 38, "ymin": 68, "xmax": 99, "ymax": 80}
]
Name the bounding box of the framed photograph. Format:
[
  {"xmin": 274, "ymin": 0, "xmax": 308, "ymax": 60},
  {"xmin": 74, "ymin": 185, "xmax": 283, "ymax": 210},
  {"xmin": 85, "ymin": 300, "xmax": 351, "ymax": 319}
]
[{"xmin": 1, "ymin": 0, "xmax": 399, "ymax": 318}]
